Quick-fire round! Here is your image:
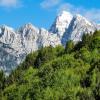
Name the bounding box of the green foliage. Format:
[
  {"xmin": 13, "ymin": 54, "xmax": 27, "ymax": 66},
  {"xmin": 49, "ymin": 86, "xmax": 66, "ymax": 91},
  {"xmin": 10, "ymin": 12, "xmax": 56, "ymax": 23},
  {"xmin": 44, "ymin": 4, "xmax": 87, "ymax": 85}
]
[
  {"xmin": 77, "ymin": 89, "xmax": 95, "ymax": 100},
  {"xmin": 1, "ymin": 30, "xmax": 100, "ymax": 100},
  {"xmin": 0, "ymin": 70, "xmax": 6, "ymax": 100},
  {"xmin": 65, "ymin": 40, "xmax": 74, "ymax": 53},
  {"xmin": 81, "ymin": 33, "xmax": 93, "ymax": 48},
  {"xmin": 75, "ymin": 47, "xmax": 91, "ymax": 63},
  {"xmin": 23, "ymin": 51, "xmax": 38, "ymax": 69},
  {"xmin": 91, "ymin": 36, "xmax": 100, "ymax": 49},
  {"xmin": 0, "ymin": 70, "xmax": 5, "ymax": 91},
  {"xmin": 35, "ymin": 46, "xmax": 56, "ymax": 67}
]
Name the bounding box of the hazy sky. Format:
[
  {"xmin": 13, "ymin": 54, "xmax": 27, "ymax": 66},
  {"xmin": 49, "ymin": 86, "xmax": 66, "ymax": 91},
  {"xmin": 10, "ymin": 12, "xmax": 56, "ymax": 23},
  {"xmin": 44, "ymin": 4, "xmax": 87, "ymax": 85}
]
[{"xmin": 0, "ymin": 0, "xmax": 100, "ymax": 29}]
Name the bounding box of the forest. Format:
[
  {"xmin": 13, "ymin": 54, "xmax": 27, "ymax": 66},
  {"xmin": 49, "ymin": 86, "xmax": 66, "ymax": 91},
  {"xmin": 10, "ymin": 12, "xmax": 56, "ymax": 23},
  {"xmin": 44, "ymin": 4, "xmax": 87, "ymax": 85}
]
[{"xmin": 0, "ymin": 30, "xmax": 100, "ymax": 100}]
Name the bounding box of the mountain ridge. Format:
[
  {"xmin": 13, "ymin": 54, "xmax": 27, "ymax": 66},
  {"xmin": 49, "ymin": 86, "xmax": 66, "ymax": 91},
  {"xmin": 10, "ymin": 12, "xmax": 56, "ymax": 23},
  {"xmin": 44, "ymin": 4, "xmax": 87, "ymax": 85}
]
[{"xmin": 0, "ymin": 11, "xmax": 99, "ymax": 74}]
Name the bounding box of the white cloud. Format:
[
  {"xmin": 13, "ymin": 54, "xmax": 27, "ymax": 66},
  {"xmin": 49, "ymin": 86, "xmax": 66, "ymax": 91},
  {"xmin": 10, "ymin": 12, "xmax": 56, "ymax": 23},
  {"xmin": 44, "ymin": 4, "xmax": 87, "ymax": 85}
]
[
  {"xmin": 57, "ymin": 3, "xmax": 74, "ymax": 13},
  {"xmin": 58, "ymin": 3, "xmax": 100, "ymax": 23},
  {"xmin": 40, "ymin": 0, "xmax": 60, "ymax": 9},
  {"xmin": 0, "ymin": 0, "xmax": 21, "ymax": 8}
]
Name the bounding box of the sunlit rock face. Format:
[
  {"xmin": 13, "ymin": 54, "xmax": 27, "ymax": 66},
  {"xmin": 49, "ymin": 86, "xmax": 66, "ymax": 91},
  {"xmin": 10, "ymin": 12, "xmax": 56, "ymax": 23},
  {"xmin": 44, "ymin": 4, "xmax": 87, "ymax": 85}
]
[{"xmin": 49, "ymin": 11, "xmax": 73, "ymax": 39}]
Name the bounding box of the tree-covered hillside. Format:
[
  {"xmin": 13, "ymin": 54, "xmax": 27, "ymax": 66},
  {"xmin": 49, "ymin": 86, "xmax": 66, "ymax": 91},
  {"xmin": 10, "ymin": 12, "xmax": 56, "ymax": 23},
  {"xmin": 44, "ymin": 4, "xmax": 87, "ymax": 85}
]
[{"xmin": 0, "ymin": 31, "xmax": 100, "ymax": 100}]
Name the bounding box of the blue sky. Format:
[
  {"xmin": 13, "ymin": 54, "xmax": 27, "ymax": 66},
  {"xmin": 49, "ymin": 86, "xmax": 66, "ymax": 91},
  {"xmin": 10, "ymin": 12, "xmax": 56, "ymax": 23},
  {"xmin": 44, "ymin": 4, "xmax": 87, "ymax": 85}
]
[{"xmin": 0, "ymin": 0, "xmax": 100, "ymax": 29}]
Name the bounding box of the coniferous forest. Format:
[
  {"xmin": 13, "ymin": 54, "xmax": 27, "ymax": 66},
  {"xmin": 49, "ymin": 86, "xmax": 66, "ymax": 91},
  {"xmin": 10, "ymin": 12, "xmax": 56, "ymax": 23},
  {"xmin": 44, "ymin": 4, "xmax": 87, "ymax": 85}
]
[{"xmin": 0, "ymin": 31, "xmax": 100, "ymax": 100}]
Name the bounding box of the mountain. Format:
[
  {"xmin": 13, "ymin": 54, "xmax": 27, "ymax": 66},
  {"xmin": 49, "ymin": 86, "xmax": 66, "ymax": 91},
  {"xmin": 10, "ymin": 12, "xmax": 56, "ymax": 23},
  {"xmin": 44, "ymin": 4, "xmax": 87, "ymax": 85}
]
[
  {"xmin": 49, "ymin": 11, "xmax": 73, "ymax": 38},
  {"xmin": 49, "ymin": 11, "xmax": 97, "ymax": 45},
  {"xmin": 61, "ymin": 14, "xmax": 97, "ymax": 45},
  {"xmin": 0, "ymin": 24, "xmax": 61, "ymax": 75},
  {"xmin": 0, "ymin": 11, "xmax": 99, "ymax": 75}
]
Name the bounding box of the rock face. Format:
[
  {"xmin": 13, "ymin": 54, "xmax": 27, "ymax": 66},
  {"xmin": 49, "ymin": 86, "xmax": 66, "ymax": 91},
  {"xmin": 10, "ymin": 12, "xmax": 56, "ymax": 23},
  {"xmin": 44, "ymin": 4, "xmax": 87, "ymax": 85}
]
[
  {"xmin": 0, "ymin": 24, "xmax": 61, "ymax": 75},
  {"xmin": 50, "ymin": 11, "xmax": 97, "ymax": 45},
  {"xmin": 61, "ymin": 14, "xmax": 96, "ymax": 45},
  {"xmin": 49, "ymin": 11, "xmax": 73, "ymax": 39},
  {"xmin": 0, "ymin": 11, "xmax": 99, "ymax": 75}
]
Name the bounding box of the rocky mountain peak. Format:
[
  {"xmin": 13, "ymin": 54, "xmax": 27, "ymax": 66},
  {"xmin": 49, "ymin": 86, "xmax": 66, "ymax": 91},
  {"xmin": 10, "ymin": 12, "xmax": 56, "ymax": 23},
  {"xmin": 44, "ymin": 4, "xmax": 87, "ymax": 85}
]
[
  {"xmin": 0, "ymin": 25, "xmax": 17, "ymax": 45},
  {"xmin": 18, "ymin": 23, "xmax": 39, "ymax": 35},
  {"xmin": 0, "ymin": 25, "xmax": 15, "ymax": 35},
  {"xmin": 73, "ymin": 14, "xmax": 93, "ymax": 26},
  {"xmin": 63, "ymin": 13, "xmax": 97, "ymax": 43},
  {"xmin": 49, "ymin": 11, "xmax": 73, "ymax": 38}
]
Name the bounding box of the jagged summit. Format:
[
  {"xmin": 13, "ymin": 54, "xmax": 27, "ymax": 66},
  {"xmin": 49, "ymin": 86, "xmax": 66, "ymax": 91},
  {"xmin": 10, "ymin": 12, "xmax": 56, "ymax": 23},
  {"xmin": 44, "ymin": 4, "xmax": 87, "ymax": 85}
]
[
  {"xmin": 61, "ymin": 13, "xmax": 97, "ymax": 44},
  {"xmin": 74, "ymin": 14, "xmax": 93, "ymax": 26},
  {"xmin": 49, "ymin": 11, "xmax": 73, "ymax": 38},
  {"xmin": 18, "ymin": 23, "xmax": 39, "ymax": 34},
  {"xmin": 0, "ymin": 25, "xmax": 15, "ymax": 35},
  {"xmin": 50, "ymin": 11, "xmax": 97, "ymax": 44},
  {"xmin": 0, "ymin": 24, "xmax": 14, "ymax": 30},
  {"xmin": 19, "ymin": 23, "xmax": 36, "ymax": 29},
  {"xmin": 58, "ymin": 10, "xmax": 73, "ymax": 19}
]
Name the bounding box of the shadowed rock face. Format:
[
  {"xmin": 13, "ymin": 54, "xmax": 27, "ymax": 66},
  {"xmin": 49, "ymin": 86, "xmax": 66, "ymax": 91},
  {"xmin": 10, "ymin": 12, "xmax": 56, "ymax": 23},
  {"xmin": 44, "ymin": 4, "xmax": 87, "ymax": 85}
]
[{"xmin": 0, "ymin": 11, "xmax": 99, "ymax": 75}]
